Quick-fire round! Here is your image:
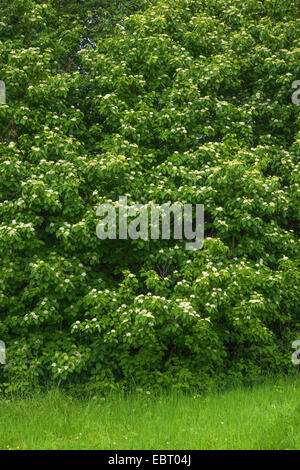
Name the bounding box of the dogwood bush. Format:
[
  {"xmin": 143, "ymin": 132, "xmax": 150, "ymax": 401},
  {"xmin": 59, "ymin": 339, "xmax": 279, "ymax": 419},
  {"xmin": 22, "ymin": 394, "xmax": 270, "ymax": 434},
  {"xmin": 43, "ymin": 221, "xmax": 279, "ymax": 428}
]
[{"xmin": 0, "ymin": 0, "xmax": 299, "ymax": 392}]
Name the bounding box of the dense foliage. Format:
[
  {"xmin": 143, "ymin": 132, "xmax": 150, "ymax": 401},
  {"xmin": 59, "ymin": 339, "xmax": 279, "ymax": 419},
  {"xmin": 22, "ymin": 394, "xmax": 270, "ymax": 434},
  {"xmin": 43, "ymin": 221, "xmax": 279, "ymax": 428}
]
[{"xmin": 0, "ymin": 0, "xmax": 299, "ymax": 393}]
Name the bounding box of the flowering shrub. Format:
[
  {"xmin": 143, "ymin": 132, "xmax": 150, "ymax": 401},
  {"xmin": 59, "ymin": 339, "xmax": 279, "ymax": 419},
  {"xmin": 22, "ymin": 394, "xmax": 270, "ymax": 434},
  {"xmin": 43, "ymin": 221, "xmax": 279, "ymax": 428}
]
[{"xmin": 0, "ymin": 0, "xmax": 299, "ymax": 393}]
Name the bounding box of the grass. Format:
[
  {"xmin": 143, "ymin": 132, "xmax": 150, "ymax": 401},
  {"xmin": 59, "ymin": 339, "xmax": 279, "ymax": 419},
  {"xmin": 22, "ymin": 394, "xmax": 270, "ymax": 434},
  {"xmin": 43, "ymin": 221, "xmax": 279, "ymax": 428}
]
[{"xmin": 0, "ymin": 376, "xmax": 299, "ymax": 450}]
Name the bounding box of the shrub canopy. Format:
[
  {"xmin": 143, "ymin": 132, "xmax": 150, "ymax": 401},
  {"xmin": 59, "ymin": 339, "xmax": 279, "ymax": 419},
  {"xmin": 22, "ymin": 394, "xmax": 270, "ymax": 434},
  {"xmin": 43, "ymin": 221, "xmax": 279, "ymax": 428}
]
[{"xmin": 0, "ymin": 0, "xmax": 299, "ymax": 392}]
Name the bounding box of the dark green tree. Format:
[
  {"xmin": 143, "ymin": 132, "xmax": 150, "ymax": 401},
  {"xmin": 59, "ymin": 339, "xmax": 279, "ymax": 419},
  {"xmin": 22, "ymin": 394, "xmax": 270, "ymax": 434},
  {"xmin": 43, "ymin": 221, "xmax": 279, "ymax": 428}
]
[{"xmin": 0, "ymin": 0, "xmax": 299, "ymax": 393}]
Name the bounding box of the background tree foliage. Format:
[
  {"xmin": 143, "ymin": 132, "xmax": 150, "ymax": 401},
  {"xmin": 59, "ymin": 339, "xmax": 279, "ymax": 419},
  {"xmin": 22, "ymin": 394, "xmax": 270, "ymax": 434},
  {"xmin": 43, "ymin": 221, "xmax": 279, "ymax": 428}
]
[{"xmin": 0, "ymin": 0, "xmax": 299, "ymax": 392}]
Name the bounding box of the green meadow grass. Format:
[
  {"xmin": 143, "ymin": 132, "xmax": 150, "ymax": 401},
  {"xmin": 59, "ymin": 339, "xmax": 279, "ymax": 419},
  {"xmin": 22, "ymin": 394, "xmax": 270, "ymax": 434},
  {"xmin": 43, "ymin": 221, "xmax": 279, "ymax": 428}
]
[{"xmin": 0, "ymin": 376, "xmax": 299, "ymax": 450}]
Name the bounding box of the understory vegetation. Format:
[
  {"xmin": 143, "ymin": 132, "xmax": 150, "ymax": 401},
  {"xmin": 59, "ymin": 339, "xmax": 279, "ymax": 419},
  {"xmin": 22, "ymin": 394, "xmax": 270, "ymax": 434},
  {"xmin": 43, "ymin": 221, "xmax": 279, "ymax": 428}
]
[{"xmin": 0, "ymin": 376, "xmax": 299, "ymax": 450}]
